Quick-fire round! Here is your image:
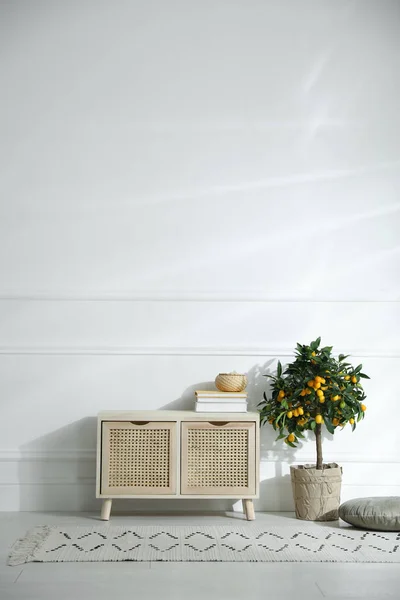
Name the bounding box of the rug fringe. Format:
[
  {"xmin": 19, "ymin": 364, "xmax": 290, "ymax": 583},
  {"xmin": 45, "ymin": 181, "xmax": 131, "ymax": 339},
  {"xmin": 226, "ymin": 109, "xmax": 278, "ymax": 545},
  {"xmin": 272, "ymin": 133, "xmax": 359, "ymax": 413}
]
[{"xmin": 7, "ymin": 526, "xmax": 52, "ymax": 566}]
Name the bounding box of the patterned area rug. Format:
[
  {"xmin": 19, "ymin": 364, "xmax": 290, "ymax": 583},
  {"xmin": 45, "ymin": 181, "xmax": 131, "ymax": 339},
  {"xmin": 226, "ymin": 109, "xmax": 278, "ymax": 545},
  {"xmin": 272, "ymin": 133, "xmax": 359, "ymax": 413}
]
[{"xmin": 8, "ymin": 525, "xmax": 400, "ymax": 565}]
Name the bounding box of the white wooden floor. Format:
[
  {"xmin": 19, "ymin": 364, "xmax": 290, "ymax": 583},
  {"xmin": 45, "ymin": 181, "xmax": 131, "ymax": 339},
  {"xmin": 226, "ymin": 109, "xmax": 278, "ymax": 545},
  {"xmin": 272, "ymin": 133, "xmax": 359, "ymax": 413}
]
[{"xmin": 1, "ymin": 512, "xmax": 399, "ymax": 600}]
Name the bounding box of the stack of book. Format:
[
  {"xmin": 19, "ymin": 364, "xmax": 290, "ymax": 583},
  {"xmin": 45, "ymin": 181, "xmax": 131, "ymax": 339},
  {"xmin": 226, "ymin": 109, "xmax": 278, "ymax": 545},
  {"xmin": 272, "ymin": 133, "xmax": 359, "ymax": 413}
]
[{"xmin": 195, "ymin": 390, "xmax": 248, "ymax": 412}]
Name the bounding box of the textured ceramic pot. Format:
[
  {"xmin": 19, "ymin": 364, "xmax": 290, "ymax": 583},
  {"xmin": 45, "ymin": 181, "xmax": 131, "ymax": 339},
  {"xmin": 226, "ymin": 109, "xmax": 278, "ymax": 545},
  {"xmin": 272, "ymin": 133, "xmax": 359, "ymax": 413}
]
[{"xmin": 215, "ymin": 373, "xmax": 247, "ymax": 392}]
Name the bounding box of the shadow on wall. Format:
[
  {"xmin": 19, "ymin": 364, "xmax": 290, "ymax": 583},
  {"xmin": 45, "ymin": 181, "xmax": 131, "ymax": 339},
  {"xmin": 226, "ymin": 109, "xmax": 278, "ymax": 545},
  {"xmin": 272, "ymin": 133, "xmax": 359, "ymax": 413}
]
[
  {"xmin": 160, "ymin": 359, "xmax": 299, "ymax": 513},
  {"xmin": 18, "ymin": 417, "xmax": 98, "ymax": 513},
  {"xmin": 159, "ymin": 358, "xmax": 276, "ymax": 412},
  {"xmin": 17, "ymin": 360, "xmax": 304, "ymax": 513}
]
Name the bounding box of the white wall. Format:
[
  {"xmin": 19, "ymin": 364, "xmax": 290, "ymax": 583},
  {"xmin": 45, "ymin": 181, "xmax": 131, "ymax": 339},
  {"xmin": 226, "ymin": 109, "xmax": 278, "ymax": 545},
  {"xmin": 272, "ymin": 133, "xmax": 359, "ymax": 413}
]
[{"xmin": 0, "ymin": 0, "xmax": 399, "ymax": 512}]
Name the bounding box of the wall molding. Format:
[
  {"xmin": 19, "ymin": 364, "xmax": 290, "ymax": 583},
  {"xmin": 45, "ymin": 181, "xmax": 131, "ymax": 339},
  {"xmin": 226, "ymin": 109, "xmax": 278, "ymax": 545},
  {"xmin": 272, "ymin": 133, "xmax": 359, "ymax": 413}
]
[
  {"xmin": 1, "ymin": 450, "xmax": 398, "ymax": 510},
  {"xmin": 2, "ymin": 481, "xmax": 399, "ymax": 488},
  {"xmin": 261, "ymin": 452, "xmax": 400, "ymax": 464},
  {"xmin": 0, "ymin": 450, "xmax": 95, "ymax": 462},
  {"xmin": 1, "ymin": 449, "xmax": 399, "ymax": 465},
  {"xmin": 0, "ymin": 292, "xmax": 399, "ymax": 302},
  {"xmin": 0, "ymin": 346, "xmax": 399, "ymax": 357}
]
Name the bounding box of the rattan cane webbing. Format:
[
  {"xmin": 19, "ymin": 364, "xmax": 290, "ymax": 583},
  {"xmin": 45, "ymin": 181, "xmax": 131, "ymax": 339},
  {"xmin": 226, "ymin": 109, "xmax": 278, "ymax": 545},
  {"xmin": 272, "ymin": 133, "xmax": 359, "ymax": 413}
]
[
  {"xmin": 186, "ymin": 428, "xmax": 249, "ymax": 488},
  {"xmin": 108, "ymin": 427, "xmax": 170, "ymax": 488}
]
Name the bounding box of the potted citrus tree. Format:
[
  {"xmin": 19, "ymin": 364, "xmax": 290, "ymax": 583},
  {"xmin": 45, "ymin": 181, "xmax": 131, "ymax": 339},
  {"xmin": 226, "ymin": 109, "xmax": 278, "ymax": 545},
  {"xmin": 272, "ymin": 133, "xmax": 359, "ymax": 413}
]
[{"xmin": 258, "ymin": 337, "xmax": 369, "ymax": 521}]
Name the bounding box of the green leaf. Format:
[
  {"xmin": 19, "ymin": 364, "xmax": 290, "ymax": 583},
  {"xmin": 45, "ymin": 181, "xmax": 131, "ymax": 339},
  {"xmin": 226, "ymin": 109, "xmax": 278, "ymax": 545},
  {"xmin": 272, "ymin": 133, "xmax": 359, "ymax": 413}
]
[
  {"xmin": 275, "ymin": 411, "xmax": 287, "ymax": 426},
  {"xmin": 359, "ymin": 373, "xmax": 370, "ymax": 379},
  {"xmin": 275, "ymin": 433, "xmax": 286, "ymax": 441},
  {"xmin": 310, "ymin": 420, "xmax": 316, "ymax": 430},
  {"xmin": 277, "ymin": 361, "xmax": 282, "ymax": 377},
  {"xmin": 321, "ymin": 346, "xmax": 333, "ymax": 353},
  {"xmin": 310, "ymin": 338, "xmax": 321, "ymax": 351},
  {"xmin": 285, "ymin": 440, "xmax": 297, "ymax": 448},
  {"xmin": 324, "ymin": 417, "xmax": 335, "ymax": 435}
]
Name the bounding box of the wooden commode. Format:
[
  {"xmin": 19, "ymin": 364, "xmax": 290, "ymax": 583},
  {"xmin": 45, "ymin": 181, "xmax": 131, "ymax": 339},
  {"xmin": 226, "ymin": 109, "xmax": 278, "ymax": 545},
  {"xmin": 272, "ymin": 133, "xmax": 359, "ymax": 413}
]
[{"xmin": 96, "ymin": 411, "xmax": 260, "ymax": 520}]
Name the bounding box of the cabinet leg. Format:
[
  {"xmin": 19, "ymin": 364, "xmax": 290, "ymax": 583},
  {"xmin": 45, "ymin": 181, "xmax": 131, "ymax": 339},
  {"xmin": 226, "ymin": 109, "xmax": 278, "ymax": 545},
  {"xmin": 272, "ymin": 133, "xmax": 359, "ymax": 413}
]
[
  {"xmin": 242, "ymin": 499, "xmax": 255, "ymax": 521},
  {"xmin": 101, "ymin": 499, "xmax": 112, "ymax": 521}
]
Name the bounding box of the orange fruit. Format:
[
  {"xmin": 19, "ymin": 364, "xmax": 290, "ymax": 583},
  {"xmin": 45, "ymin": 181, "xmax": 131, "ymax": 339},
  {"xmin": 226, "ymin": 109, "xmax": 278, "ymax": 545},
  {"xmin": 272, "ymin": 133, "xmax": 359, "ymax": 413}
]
[
  {"xmin": 344, "ymin": 375, "xmax": 350, "ymax": 381},
  {"xmin": 307, "ymin": 380, "xmax": 314, "ymax": 387},
  {"xmin": 349, "ymin": 418, "xmax": 355, "ymax": 424},
  {"xmin": 315, "ymin": 414, "xmax": 323, "ymax": 424},
  {"xmin": 316, "ymin": 389, "xmax": 324, "ymax": 397},
  {"xmin": 287, "ymin": 433, "xmax": 295, "ymax": 443},
  {"xmin": 319, "ymin": 397, "xmax": 325, "ymax": 403},
  {"xmin": 351, "ymin": 376, "xmax": 357, "ymax": 384},
  {"xmin": 298, "ymin": 407, "xmax": 304, "ymax": 415},
  {"xmin": 361, "ymin": 404, "xmax": 367, "ymax": 412},
  {"xmin": 332, "ymin": 418, "xmax": 340, "ymax": 426},
  {"xmin": 287, "ymin": 411, "xmax": 293, "ymax": 419}
]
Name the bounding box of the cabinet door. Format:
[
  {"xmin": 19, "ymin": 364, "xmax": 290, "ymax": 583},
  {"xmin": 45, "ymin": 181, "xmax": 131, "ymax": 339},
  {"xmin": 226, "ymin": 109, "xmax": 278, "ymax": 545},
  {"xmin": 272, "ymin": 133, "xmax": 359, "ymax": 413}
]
[
  {"xmin": 101, "ymin": 421, "xmax": 177, "ymax": 495},
  {"xmin": 181, "ymin": 421, "xmax": 256, "ymax": 495}
]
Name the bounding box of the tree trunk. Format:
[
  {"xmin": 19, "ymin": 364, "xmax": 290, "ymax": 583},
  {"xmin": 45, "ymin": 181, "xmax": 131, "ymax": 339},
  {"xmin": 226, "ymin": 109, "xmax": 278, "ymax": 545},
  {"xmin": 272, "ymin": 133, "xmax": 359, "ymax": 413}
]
[{"xmin": 315, "ymin": 423, "xmax": 323, "ymax": 469}]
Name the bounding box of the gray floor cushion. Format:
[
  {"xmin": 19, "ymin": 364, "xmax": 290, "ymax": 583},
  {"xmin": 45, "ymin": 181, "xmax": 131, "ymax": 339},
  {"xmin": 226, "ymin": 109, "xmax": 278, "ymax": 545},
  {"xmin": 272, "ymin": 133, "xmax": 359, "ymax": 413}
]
[{"xmin": 339, "ymin": 497, "xmax": 400, "ymax": 531}]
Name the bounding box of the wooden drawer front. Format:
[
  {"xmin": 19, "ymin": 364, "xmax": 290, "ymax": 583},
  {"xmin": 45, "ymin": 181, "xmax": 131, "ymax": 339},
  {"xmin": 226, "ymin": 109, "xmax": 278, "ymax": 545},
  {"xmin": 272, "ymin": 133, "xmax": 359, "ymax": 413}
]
[
  {"xmin": 101, "ymin": 421, "xmax": 176, "ymax": 495},
  {"xmin": 181, "ymin": 422, "xmax": 256, "ymax": 495}
]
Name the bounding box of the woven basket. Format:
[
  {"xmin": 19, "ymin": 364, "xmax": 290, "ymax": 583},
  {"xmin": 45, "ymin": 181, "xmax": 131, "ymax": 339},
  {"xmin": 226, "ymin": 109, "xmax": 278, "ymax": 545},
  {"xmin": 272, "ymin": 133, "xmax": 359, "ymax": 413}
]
[
  {"xmin": 215, "ymin": 373, "xmax": 247, "ymax": 392},
  {"xmin": 290, "ymin": 463, "xmax": 342, "ymax": 521}
]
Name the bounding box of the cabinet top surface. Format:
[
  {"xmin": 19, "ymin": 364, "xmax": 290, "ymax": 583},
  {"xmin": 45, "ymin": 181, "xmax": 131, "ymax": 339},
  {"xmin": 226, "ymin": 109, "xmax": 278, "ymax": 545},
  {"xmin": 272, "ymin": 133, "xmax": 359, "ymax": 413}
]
[{"xmin": 98, "ymin": 410, "xmax": 259, "ymax": 421}]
